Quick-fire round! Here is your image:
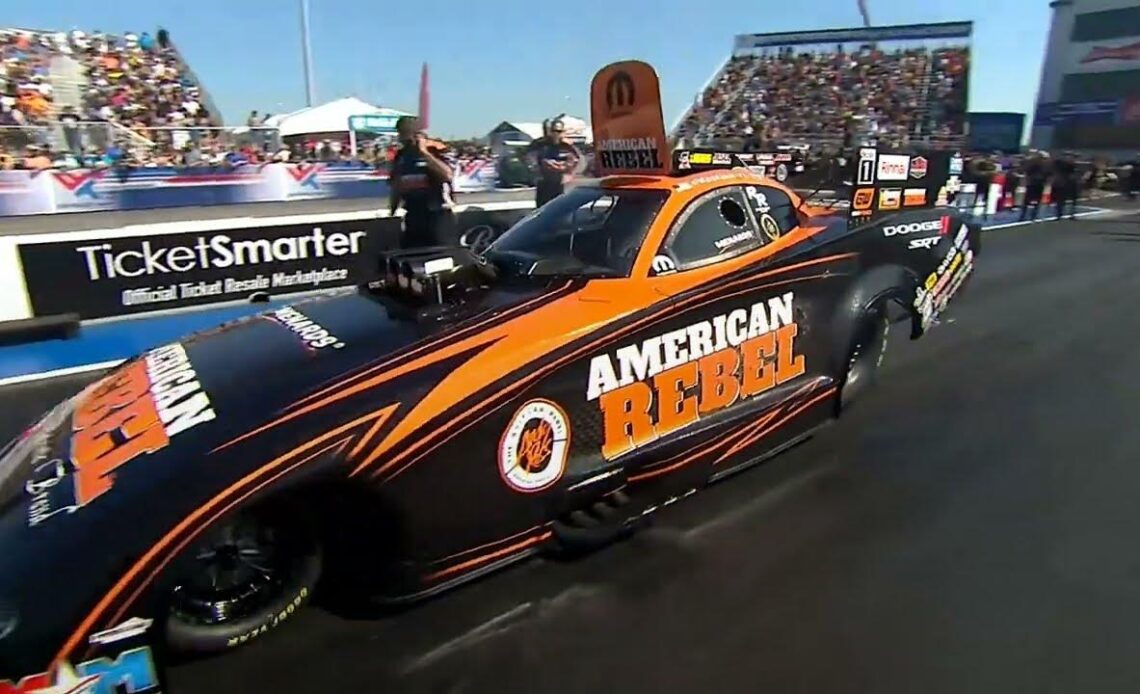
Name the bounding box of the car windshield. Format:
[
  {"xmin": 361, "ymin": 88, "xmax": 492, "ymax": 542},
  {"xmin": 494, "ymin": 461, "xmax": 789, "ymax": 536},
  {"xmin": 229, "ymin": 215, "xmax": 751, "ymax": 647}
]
[{"xmin": 483, "ymin": 187, "xmax": 669, "ymax": 278}]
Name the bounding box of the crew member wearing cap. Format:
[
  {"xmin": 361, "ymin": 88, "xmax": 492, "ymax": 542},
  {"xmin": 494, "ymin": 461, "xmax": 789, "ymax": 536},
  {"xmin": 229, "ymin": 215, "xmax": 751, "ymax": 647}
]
[
  {"xmin": 528, "ymin": 118, "xmax": 580, "ymax": 207},
  {"xmin": 389, "ymin": 115, "xmax": 455, "ymax": 248}
]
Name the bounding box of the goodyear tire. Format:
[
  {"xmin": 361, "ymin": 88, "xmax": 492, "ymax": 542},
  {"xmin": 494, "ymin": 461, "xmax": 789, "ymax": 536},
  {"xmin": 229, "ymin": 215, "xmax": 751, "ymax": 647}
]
[
  {"xmin": 839, "ymin": 304, "xmax": 890, "ymax": 411},
  {"xmin": 164, "ymin": 502, "xmax": 322, "ymax": 655}
]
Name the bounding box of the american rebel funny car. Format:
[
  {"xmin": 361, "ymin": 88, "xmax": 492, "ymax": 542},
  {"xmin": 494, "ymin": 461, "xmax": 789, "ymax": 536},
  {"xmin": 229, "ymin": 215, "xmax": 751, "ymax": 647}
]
[{"xmin": 0, "ymin": 60, "xmax": 978, "ymax": 692}]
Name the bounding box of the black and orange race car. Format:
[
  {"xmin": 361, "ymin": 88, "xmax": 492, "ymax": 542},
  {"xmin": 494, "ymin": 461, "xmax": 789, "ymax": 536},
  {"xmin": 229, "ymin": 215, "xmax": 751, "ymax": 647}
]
[{"xmin": 0, "ymin": 61, "xmax": 978, "ymax": 692}]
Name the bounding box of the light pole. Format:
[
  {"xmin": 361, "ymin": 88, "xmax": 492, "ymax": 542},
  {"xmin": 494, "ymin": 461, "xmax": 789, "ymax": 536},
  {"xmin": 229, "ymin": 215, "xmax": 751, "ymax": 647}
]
[{"xmin": 300, "ymin": 0, "xmax": 316, "ymax": 106}]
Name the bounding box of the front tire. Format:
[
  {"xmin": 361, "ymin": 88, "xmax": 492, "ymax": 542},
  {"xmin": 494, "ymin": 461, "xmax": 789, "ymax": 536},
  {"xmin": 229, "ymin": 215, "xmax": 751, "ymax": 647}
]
[
  {"xmin": 839, "ymin": 305, "xmax": 890, "ymax": 411},
  {"xmin": 164, "ymin": 502, "xmax": 322, "ymax": 655}
]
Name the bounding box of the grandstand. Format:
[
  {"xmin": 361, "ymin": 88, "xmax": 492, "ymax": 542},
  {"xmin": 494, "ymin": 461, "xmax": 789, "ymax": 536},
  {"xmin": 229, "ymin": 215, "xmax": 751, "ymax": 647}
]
[
  {"xmin": 673, "ymin": 22, "xmax": 972, "ymax": 153},
  {"xmin": 0, "ymin": 27, "xmax": 223, "ymax": 164}
]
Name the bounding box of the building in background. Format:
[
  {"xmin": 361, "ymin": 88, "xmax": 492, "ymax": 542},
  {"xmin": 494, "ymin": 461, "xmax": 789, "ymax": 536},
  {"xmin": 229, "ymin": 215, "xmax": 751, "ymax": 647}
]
[
  {"xmin": 967, "ymin": 112, "xmax": 1027, "ymax": 153},
  {"xmin": 1031, "ymin": 0, "xmax": 1140, "ymax": 157}
]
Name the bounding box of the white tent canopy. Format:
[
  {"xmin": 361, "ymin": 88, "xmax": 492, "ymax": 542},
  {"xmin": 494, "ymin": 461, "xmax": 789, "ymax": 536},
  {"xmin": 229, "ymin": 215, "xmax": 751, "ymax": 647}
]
[{"xmin": 275, "ymin": 97, "xmax": 412, "ymax": 137}]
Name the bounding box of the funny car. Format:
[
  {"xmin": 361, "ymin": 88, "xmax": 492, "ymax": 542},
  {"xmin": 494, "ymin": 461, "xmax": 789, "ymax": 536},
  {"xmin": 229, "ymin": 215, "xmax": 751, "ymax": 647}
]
[{"xmin": 0, "ymin": 60, "xmax": 978, "ymax": 692}]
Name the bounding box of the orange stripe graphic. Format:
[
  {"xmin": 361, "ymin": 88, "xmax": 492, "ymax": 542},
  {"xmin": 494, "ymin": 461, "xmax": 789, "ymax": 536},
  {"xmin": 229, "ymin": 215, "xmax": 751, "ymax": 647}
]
[{"xmin": 57, "ymin": 404, "xmax": 398, "ymax": 663}]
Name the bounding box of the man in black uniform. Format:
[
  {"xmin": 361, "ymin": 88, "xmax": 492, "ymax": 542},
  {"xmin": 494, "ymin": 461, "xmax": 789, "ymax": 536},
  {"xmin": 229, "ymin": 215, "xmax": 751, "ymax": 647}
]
[
  {"xmin": 389, "ymin": 116, "xmax": 455, "ymax": 249},
  {"xmin": 528, "ymin": 118, "xmax": 580, "ymax": 207},
  {"xmin": 1124, "ymin": 153, "xmax": 1140, "ymax": 200},
  {"xmin": 1020, "ymin": 151, "xmax": 1048, "ymax": 222},
  {"xmin": 1051, "ymin": 151, "xmax": 1079, "ymax": 221}
]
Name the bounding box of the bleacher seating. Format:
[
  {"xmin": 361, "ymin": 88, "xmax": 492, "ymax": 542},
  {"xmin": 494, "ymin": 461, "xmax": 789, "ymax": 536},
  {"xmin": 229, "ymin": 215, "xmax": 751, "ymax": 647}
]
[
  {"xmin": 0, "ymin": 27, "xmax": 222, "ymax": 166},
  {"xmin": 675, "ymin": 44, "xmax": 970, "ymax": 152}
]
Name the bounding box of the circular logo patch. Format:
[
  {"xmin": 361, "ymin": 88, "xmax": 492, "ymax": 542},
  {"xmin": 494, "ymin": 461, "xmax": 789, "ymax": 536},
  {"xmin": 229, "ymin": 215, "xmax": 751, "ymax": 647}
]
[
  {"xmin": 499, "ymin": 399, "xmax": 571, "ymax": 493},
  {"xmin": 760, "ymin": 213, "xmax": 781, "ymax": 241}
]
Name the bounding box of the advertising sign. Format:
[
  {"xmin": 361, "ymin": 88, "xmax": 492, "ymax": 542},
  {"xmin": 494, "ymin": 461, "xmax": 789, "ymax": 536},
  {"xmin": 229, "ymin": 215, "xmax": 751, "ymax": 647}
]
[
  {"xmin": 967, "ymin": 112, "xmax": 1026, "ymax": 153},
  {"xmin": 15, "ymin": 206, "xmax": 533, "ymax": 320}
]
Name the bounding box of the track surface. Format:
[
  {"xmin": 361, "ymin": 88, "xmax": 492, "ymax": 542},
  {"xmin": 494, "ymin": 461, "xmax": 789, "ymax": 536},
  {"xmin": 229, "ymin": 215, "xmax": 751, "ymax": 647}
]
[{"xmin": 3, "ymin": 208, "xmax": 1140, "ymax": 693}]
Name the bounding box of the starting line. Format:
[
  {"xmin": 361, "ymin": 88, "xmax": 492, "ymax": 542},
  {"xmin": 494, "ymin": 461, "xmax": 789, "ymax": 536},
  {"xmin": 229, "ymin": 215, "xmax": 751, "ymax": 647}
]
[{"xmin": 0, "ymin": 204, "xmax": 1110, "ymax": 388}]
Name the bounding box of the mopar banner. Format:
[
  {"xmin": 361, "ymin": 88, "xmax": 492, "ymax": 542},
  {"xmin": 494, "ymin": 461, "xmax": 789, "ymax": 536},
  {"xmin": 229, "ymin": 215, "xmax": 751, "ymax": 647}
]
[{"xmin": 16, "ymin": 206, "xmax": 532, "ymax": 320}]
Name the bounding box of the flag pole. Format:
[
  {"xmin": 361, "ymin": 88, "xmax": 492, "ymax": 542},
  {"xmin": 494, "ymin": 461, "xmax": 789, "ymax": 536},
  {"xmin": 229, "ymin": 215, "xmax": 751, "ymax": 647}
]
[{"xmin": 300, "ymin": 0, "xmax": 316, "ymax": 106}]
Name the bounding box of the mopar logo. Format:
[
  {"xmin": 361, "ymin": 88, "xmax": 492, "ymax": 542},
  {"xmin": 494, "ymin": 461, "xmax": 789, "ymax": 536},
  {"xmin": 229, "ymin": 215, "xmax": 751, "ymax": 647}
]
[
  {"xmin": 606, "ymin": 71, "xmax": 636, "ymax": 112},
  {"xmin": 883, "ymin": 220, "xmax": 942, "ymax": 237}
]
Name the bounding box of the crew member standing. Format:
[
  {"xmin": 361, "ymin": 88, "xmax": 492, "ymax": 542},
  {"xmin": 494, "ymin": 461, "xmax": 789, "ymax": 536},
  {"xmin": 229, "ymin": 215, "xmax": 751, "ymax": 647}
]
[
  {"xmin": 389, "ymin": 116, "xmax": 455, "ymax": 248},
  {"xmin": 528, "ymin": 118, "xmax": 580, "ymax": 207},
  {"xmin": 1125, "ymin": 153, "xmax": 1140, "ymax": 200},
  {"xmin": 1051, "ymin": 151, "xmax": 1079, "ymax": 221},
  {"xmin": 1020, "ymin": 151, "xmax": 1047, "ymax": 222}
]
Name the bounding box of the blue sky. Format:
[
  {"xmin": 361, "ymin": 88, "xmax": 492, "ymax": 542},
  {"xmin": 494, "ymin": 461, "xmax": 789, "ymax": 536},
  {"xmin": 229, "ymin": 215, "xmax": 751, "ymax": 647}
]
[{"xmin": 10, "ymin": 0, "xmax": 1052, "ymax": 137}]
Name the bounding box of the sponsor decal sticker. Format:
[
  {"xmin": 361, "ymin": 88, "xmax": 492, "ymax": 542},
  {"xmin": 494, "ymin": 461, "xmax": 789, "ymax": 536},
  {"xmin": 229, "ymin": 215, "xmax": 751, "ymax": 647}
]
[
  {"xmin": 908, "ymin": 237, "xmax": 940, "ymax": 250},
  {"xmin": 650, "ymin": 255, "xmax": 677, "ymax": 274},
  {"xmin": 689, "ymin": 152, "xmax": 713, "ymax": 165},
  {"xmin": 949, "ymin": 154, "xmax": 964, "ymax": 175},
  {"xmin": 677, "ymin": 150, "xmax": 691, "ymax": 170},
  {"xmin": 26, "ymin": 343, "xmax": 215, "ymax": 527},
  {"xmin": 925, "ymin": 273, "xmax": 938, "ymax": 291},
  {"xmin": 266, "ymin": 305, "xmax": 346, "ymax": 350},
  {"xmin": 744, "ymin": 186, "xmax": 771, "ymax": 214},
  {"xmin": 857, "ymin": 149, "xmax": 876, "ymax": 185},
  {"xmin": 878, "ymin": 188, "xmax": 901, "ymax": 210},
  {"xmin": 587, "ymin": 293, "xmax": 805, "ymax": 460},
  {"xmin": 499, "ymin": 400, "xmax": 571, "ymax": 492},
  {"xmin": 876, "ymin": 153, "xmax": 910, "ymax": 181},
  {"xmin": 89, "ymin": 617, "xmax": 155, "ymax": 646},
  {"xmin": 597, "ymin": 137, "xmax": 663, "ymax": 171},
  {"xmin": 714, "ymin": 230, "xmax": 755, "ymax": 250},
  {"xmin": 712, "ymin": 152, "xmax": 732, "ymax": 165},
  {"xmin": 883, "ymin": 219, "xmax": 942, "ymax": 237},
  {"xmin": 853, "ymin": 188, "xmax": 874, "ymax": 211},
  {"xmin": 903, "ymin": 188, "xmax": 927, "ymax": 207},
  {"xmin": 909, "ymin": 156, "xmax": 928, "ymax": 179},
  {"xmin": 0, "ymin": 646, "xmax": 160, "ymax": 694},
  {"xmin": 759, "ymin": 214, "xmax": 781, "ymax": 241}
]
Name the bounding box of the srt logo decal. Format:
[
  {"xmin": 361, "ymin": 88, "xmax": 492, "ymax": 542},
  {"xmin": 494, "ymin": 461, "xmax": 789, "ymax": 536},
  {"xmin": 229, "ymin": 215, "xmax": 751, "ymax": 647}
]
[
  {"xmin": 605, "ymin": 71, "xmax": 636, "ymax": 113},
  {"xmin": 908, "ymin": 237, "xmax": 940, "ymax": 250},
  {"xmin": 587, "ymin": 293, "xmax": 805, "ymax": 459},
  {"xmin": 499, "ymin": 400, "xmax": 571, "ymax": 492}
]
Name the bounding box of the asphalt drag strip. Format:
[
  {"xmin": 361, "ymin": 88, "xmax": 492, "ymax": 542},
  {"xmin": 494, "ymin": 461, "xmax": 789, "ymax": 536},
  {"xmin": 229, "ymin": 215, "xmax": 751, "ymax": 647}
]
[{"xmin": 3, "ymin": 209, "xmax": 1140, "ymax": 693}]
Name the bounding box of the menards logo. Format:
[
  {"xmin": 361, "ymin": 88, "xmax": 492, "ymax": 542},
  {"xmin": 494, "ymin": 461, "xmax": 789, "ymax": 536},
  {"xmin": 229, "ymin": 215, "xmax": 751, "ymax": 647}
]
[{"xmin": 587, "ymin": 292, "xmax": 805, "ymax": 459}]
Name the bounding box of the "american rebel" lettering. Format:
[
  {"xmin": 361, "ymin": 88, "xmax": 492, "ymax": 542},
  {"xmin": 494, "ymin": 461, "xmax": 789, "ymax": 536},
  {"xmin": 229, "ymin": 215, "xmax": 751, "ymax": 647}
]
[{"xmin": 587, "ymin": 293, "xmax": 806, "ymax": 460}]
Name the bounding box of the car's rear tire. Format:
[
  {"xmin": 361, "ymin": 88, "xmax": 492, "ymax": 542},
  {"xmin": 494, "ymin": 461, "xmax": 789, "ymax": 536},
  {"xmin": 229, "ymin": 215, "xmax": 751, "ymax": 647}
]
[
  {"xmin": 839, "ymin": 304, "xmax": 890, "ymax": 411},
  {"xmin": 164, "ymin": 501, "xmax": 322, "ymax": 655}
]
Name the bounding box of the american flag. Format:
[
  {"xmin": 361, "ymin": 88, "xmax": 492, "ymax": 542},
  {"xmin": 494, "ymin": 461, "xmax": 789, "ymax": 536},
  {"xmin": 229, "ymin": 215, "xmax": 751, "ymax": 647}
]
[{"xmin": 857, "ymin": 0, "xmax": 870, "ymax": 27}]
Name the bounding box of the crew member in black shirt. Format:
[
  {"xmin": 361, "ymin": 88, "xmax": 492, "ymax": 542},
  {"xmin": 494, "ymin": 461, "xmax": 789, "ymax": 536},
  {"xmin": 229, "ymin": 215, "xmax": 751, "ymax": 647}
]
[
  {"xmin": 528, "ymin": 118, "xmax": 580, "ymax": 207},
  {"xmin": 389, "ymin": 116, "xmax": 455, "ymax": 248},
  {"xmin": 1020, "ymin": 152, "xmax": 1047, "ymax": 222},
  {"xmin": 1051, "ymin": 152, "xmax": 1079, "ymax": 221},
  {"xmin": 1125, "ymin": 154, "xmax": 1140, "ymax": 200}
]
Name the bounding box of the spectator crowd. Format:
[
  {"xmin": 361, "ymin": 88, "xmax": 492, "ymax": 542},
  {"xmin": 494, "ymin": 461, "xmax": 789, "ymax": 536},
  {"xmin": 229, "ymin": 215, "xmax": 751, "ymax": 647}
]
[
  {"xmin": 675, "ymin": 44, "xmax": 970, "ymax": 153},
  {"xmin": 1, "ymin": 26, "xmax": 221, "ymax": 167}
]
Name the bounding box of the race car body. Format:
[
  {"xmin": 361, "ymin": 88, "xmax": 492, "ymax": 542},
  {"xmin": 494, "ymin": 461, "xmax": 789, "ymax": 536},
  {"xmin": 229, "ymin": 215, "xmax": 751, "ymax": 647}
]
[{"xmin": 0, "ymin": 60, "xmax": 979, "ymax": 693}]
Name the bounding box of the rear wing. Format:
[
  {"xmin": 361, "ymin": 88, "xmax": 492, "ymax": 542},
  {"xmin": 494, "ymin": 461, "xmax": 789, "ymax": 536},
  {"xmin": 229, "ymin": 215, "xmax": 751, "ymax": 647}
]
[{"xmin": 848, "ymin": 147, "xmax": 964, "ymax": 228}]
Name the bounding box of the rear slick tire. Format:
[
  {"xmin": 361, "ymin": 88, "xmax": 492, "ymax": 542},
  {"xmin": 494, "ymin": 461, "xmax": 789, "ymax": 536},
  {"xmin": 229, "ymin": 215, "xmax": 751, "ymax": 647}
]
[{"xmin": 839, "ymin": 305, "xmax": 890, "ymax": 411}]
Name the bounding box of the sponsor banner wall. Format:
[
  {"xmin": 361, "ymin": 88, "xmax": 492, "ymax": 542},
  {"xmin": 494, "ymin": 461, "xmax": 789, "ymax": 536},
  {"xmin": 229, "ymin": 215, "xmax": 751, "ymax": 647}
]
[
  {"xmin": 1, "ymin": 203, "xmax": 533, "ymax": 321},
  {"xmin": 1064, "ymin": 37, "xmax": 1140, "ymax": 74},
  {"xmin": 0, "ymin": 159, "xmax": 507, "ymax": 217}
]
